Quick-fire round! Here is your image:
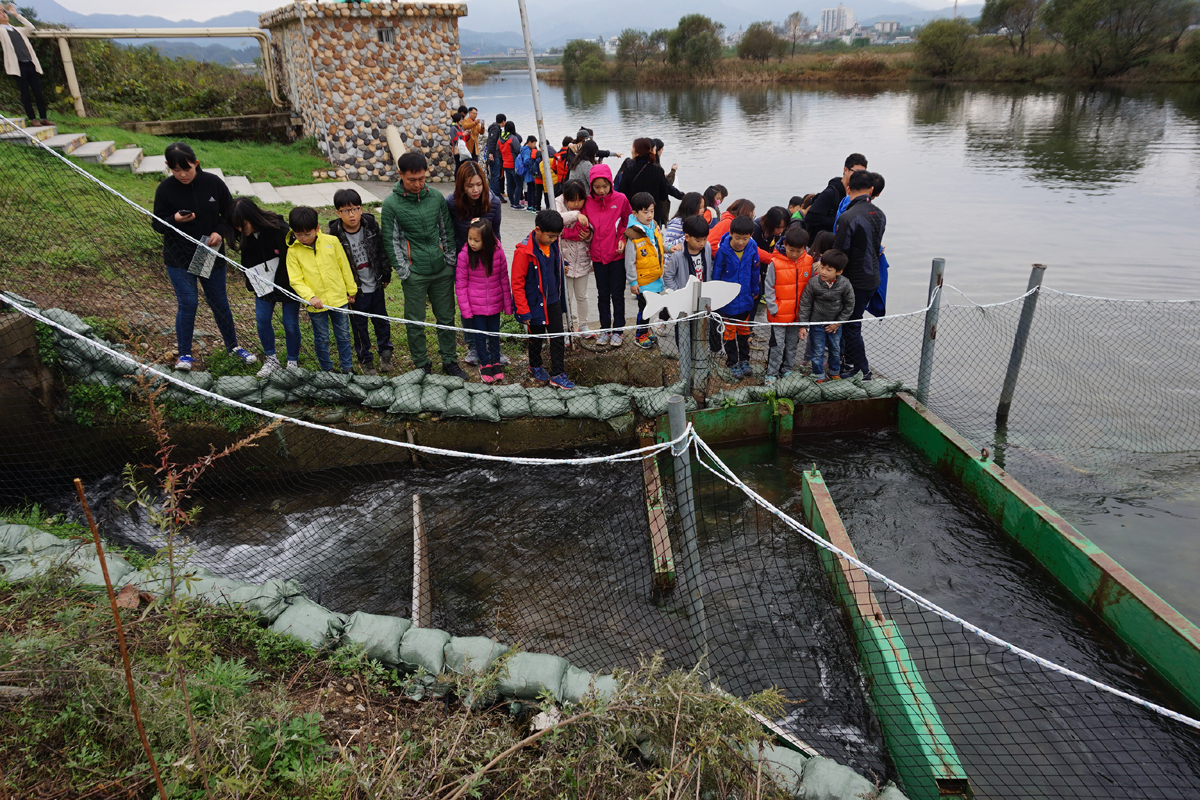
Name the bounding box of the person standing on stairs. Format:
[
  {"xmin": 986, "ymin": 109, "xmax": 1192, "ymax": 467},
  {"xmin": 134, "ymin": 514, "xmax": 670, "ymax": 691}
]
[{"xmin": 0, "ymin": 4, "xmax": 49, "ymax": 126}]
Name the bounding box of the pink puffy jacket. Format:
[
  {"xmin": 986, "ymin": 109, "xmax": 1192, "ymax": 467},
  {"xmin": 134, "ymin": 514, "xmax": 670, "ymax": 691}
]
[
  {"xmin": 582, "ymin": 163, "xmax": 632, "ymax": 265},
  {"xmin": 456, "ymin": 244, "xmax": 514, "ymax": 318}
]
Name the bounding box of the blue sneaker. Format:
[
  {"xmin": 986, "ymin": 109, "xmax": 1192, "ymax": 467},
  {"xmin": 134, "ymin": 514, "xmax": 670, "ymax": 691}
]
[
  {"xmin": 764, "ymin": 375, "xmax": 777, "ymax": 386},
  {"xmin": 229, "ymin": 346, "xmax": 258, "ymax": 365},
  {"xmin": 174, "ymin": 355, "xmax": 194, "ymax": 371},
  {"xmin": 528, "ymin": 366, "xmax": 551, "ymax": 383},
  {"xmin": 549, "ymin": 373, "xmax": 575, "ymax": 390}
]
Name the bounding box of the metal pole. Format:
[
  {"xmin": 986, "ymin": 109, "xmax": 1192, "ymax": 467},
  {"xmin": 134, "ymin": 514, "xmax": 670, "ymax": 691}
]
[
  {"xmin": 916, "ymin": 258, "xmax": 945, "ymax": 406},
  {"xmin": 57, "ymin": 38, "xmax": 86, "ymax": 118},
  {"xmin": 996, "ymin": 264, "xmax": 1047, "ymax": 427},
  {"xmin": 667, "ymin": 395, "xmax": 707, "ymax": 670},
  {"xmin": 693, "ymin": 290, "xmax": 712, "ymax": 398}
]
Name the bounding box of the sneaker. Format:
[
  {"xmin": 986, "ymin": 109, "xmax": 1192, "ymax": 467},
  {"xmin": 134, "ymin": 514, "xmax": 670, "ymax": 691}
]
[
  {"xmin": 230, "ymin": 346, "xmax": 258, "ymax": 365},
  {"xmin": 286, "ymin": 360, "xmax": 300, "ymax": 370},
  {"xmin": 362, "ymin": 365, "xmax": 378, "ymax": 376},
  {"xmin": 493, "ymin": 369, "xmax": 505, "ymax": 383},
  {"xmin": 549, "ymin": 373, "xmax": 576, "ymax": 390},
  {"xmin": 464, "ymin": 346, "xmax": 479, "ymax": 366},
  {"xmin": 422, "ymin": 363, "xmax": 433, "ymax": 375},
  {"xmin": 635, "ymin": 332, "xmax": 654, "ymax": 349},
  {"xmin": 813, "ymin": 374, "xmax": 828, "ymax": 383},
  {"xmin": 256, "ymin": 354, "xmax": 280, "ymax": 379},
  {"xmin": 442, "ymin": 361, "xmax": 468, "ymax": 380},
  {"xmin": 175, "ymin": 355, "xmax": 194, "ymax": 371},
  {"xmin": 781, "ymin": 370, "xmax": 793, "ymax": 378},
  {"xmin": 379, "ymin": 349, "xmax": 393, "ymax": 371},
  {"xmin": 499, "ymin": 353, "xmax": 510, "ymax": 366},
  {"xmin": 528, "ymin": 366, "xmax": 551, "ymax": 383},
  {"xmin": 739, "ymin": 360, "xmax": 751, "ymax": 378},
  {"xmin": 480, "ymin": 364, "xmax": 497, "ymax": 385},
  {"xmin": 764, "ymin": 374, "xmax": 777, "ymax": 386},
  {"xmin": 610, "ymin": 332, "xmax": 623, "ymax": 348},
  {"xmin": 595, "ymin": 331, "xmax": 611, "ymax": 346}
]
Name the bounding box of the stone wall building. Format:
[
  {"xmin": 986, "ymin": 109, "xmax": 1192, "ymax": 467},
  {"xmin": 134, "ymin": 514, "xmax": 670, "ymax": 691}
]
[{"xmin": 260, "ymin": 1, "xmax": 467, "ymax": 182}]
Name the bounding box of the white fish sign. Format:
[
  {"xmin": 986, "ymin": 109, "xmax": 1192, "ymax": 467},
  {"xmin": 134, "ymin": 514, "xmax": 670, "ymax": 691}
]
[{"xmin": 641, "ymin": 276, "xmax": 741, "ymax": 320}]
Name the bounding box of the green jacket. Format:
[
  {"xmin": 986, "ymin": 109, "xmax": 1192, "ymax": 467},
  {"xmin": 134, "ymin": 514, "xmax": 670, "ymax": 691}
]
[{"xmin": 380, "ymin": 183, "xmax": 455, "ymax": 280}]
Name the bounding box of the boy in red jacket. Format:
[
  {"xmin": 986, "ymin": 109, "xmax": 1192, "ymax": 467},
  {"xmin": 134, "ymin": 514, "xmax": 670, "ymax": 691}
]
[{"xmin": 511, "ymin": 210, "xmax": 576, "ymax": 389}]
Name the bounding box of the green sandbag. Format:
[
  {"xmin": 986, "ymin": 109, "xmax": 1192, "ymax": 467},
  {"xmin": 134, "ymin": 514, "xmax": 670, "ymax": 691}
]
[
  {"xmin": 425, "ymin": 373, "xmax": 464, "ymax": 390},
  {"xmin": 59, "ymin": 356, "xmax": 90, "ymax": 378},
  {"xmin": 260, "ymin": 386, "xmax": 290, "ymax": 406},
  {"xmin": 0, "ymin": 524, "xmax": 61, "ymax": 555},
  {"xmin": 420, "ymin": 383, "xmax": 450, "ymax": 414},
  {"xmin": 498, "ymin": 652, "xmax": 568, "ymax": 702},
  {"xmin": 224, "ymin": 579, "xmax": 304, "ymax": 624},
  {"xmin": 398, "ymin": 626, "xmax": 451, "ymax": 675},
  {"xmin": 527, "ymin": 387, "xmax": 566, "ymax": 417},
  {"xmin": 313, "ymin": 371, "xmax": 367, "ymax": 402},
  {"xmin": 565, "ymin": 392, "xmax": 601, "ymax": 419},
  {"xmin": 444, "ymin": 388, "xmax": 473, "ymax": 418},
  {"xmin": 706, "ymin": 392, "xmax": 727, "ymax": 409},
  {"xmin": 391, "ymin": 369, "xmax": 426, "ymax": 387},
  {"xmin": 82, "ymin": 370, "xmax": 115, "ymax": 387},
  {"xmin": 269, "ymin": 596, "xmax": 346, "ymax": 648},
  {"xmin": 861, "ymin": 377, "xmax": 904, "ymax": 398},
  {"xmin": 463, "ymin": 382, "xmax": 492, "ymax": 395},
  {"xmin": 724, "ymin": 387, "xmax": 753, "ymax": 406},
  {"xmin": 596, "ymin": 394, "xmax": 632, "ymax": 418},
  {"xmin": 878, "ymin": 784, "xmax": 912, "ymax": 800},
  {"xmin": 268, "ymin": 366, "xmax": 308, "ymax": 390},
  {"xmin": 341, "ymin": 611, "xmax": 412, "ymax": 667},
  {"xmin": 778, "ymin": 372, "xmax": 821, "ymax": 404},
  {"xmin": 471, "ymin": 391, "xmax": 501, "ymax": 423},
  {"xmin": 353, "ymin": 374, "xmax": 387, "ymax": 391},
  {"xmin": 492, "ymin": 384, "xmax": 527, "ymax": 398},
  {"xmin": 128, "ymin": 567, "xmax": 250, "ymax": 604},
  {"xmin": 42, "ymin": 308, "xmax": 93, "ymax": 336},
  {"xmin": 363, "ymin": 385, "xmax": 396, "ymax": 409},
  {"xmin": 387, "ymin": 383, "xmax": 423, "ymax": 415},
  {"xmin": 798, "ymin": 756, "xmax": 878, "ymax": 800},
  {"xmin": 498, "ymin": 394, "xmax": 531, "ymax": 419},
  {"xmin": 594, "ymin": 383, "xmax": 630, "ymax": 396},
  {"xmin": 1, "ymin": 546, "xmax": 133, "ymax": 587},
  {"xmin": 91, "ymin": 347, "xmax": 133, "ymax": 377},
  {"xmin": 444, "ymin": 636, "xmax": 508, "ymax": 674},
  {"xmin": 747, "ymin": 743, "xmax": 809, "ymax": 797},
  {"xmin": 215, "ymin": 375, "xmax": 261, "ymax": 399},
  {"xmin": 560, "ymin": 665, "xmax": 617, "ymax": 704},
  {"xmin": 178, "ymin": 371, "xmax": 215, "ymax": 392},
  {"xmin": 819, "ymin": 379, "xmax": 868, "ymax": 402}
]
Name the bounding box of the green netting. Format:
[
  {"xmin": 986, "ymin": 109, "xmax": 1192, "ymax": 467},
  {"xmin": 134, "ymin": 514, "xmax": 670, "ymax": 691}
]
[{"xmin": 527, "ymin": 387, "xmax": 567, "ymax": 418}]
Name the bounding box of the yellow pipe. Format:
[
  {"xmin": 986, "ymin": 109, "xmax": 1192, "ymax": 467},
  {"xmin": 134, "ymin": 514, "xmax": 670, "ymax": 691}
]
[{"xmin": 56, "ymin": 37, "xmax": 86, "ymax": 118}]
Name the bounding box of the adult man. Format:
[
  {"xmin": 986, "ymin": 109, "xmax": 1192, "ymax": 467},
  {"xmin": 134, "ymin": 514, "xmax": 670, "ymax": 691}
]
[
  {"xmin": 804, "ymin": 153, "xmax": 868, "ymax": 237},
  {"xmin": 0, "ymin": 4, "xmax": 48, "ymax": 126},
  {"xmin": 832, "ymin": 170, "xmax": 886, "ymax": 381},
  {"xmin": 381, "ymin": 151, "xmax": 466, "ymax": 378},
  {"xmin": 485, "ymin": 113, "xmax": 507, "ymax": 199}
]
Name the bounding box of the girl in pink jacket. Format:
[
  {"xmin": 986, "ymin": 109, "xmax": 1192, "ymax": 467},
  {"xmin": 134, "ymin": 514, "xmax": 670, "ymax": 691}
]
[
  {"xmin": 582, "ymin": 163, "xmax": 633, "ymax": 347},
  {"xmin": 455, "ymin": 219, "xmax": 513, "ymax": 383}
]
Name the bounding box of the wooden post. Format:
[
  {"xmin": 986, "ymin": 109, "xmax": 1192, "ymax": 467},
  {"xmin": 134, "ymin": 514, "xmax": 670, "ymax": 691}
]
[
  {"xmin": 57, "ymin": 38, "xmax": 86, "ymax": 118},
  {"xmin": 640, "ymin": 447, "xmax": 675, "ymax": 593},
  {"xmin": 412, "ymin": 494, "xmax": 431, "ymax": 628}
]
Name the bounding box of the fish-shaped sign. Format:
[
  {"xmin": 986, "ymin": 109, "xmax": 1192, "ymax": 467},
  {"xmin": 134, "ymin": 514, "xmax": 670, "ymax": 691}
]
[{"xmin": 640, "ymin": 276, "xmax": 742, "ymax": 320}]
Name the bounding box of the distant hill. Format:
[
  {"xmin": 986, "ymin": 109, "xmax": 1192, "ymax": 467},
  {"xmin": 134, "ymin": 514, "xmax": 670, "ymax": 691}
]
[
  {"xmin": 22, "ymin": 0, "xmax": 260, "ymax": 51},
  {"xmin": 138, "ymin": 41, "xmax": 262, "ymax": 66}
]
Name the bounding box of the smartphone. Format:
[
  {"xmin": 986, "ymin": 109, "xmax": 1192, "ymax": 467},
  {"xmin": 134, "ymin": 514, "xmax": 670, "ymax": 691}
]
[{"xmin": 178, "ymin": 209, "xmax": 193, "ymax": 216}]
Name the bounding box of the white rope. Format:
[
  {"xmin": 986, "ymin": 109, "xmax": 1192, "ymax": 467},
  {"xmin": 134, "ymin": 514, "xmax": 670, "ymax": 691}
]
[
  {"xmin": 1042, "ymin": 288, "xmax": 1200, "ymax": 304},
  {"xmin": 739, "ymin": 285, "xmax": 940, "ymax": 329},
  {"xmin": 688, "ymin": 434, "xmax": 1200, "ymax": 732},
  {"xmin": 941, "ymin": 283, "xmax": 1038, "ymax": 309},
  {"xmin": 2, "ymin": 294, "xmax": 683, "ymax": 467}
]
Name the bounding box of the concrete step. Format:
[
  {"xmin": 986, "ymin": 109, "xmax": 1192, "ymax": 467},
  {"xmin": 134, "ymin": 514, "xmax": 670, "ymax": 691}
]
[
  {"xmin": 43, "ymin": 132, "xmax": 88, "ymax": 155},
  {"xmin": 224, "ymin": 174, "xmax": 255, "ymax": 196},
  {"xmin": 74, "ymin": 140, "xmax": 116, "ymax": 164},
  {"xmin": 0, "ymin": 124, "xmax": 56, "ymax": 143},
  {"xmin": 134, "ymin": 154, "xmax": 168, "ymax": 175},
  {"xmin": 104, "ymin": 147, "xmax": 143, "ymax": 172},
  {"xmin": 204, "ymin": 167, "xmax": 225, "ymax": 180},
  {"xmin": 249, "ymin": 181, "xmax": 284, "ymax": 205},
  {"xmin": 0, "ymin": 117, "xmax": 26, "ymax": 133}
]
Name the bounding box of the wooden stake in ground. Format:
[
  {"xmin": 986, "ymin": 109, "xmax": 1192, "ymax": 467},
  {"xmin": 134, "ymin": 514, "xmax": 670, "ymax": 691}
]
[{"xmin": 413, "ymin": 493, "xmax": 431, "ymax": 627}]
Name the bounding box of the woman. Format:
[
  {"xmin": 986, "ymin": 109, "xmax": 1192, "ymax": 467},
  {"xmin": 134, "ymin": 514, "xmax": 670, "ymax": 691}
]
[
  {"xmin": 229, "ymin": 197, "xmax": 299, "ymax": 378},
  {"xmin": 447, "ymin": 161, "xmax": 503, "ymax": 253},
  {"xmin": 618, "ymin": 138, "xmax": 683, "ymax": 221},
  {"xmin": 150, "ymin": 142, "xmax": 255, "ymax": 371},
  {"xmin": 652, "ymin": 138, "xmax": 678, "ymax": 225}
]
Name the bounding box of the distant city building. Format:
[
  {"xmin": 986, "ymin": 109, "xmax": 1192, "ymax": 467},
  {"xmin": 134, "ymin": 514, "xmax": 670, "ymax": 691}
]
[
  {"xmin": 874, "ymin": 20, "xmax": 899, "ymax": 34},
  {"xmin": 603, "ymin": 35, "xmax": 619, "ymax": 55},
  {"xmin": 507, "ymin": 46, "xmax": 526, "ymax": 57},
  {"xmin": 893, "ymin": 35, "xmax": 913, "ymax": 44},
  {"xmin": 726, "ymin": 26, "xmax": 745, "ymax": 47},
  {"xmin": 820, "ymin": 5, "xmax": 856, "ymax": 35}
]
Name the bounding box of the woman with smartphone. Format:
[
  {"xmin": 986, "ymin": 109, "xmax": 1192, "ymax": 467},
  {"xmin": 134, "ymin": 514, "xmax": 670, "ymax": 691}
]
[{"xmin": 151, "ymin": 142, "xmax": 257, "ymax": 371}]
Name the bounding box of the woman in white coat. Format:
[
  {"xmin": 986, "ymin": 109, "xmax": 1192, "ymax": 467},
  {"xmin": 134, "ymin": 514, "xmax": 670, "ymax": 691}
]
[{"xmin": 0, "ymin": 4, "xmax": 48, "ymax": 126}]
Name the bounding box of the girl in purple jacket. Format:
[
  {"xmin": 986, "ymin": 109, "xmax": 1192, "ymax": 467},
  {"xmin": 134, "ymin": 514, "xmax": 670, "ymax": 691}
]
[{"xmin": 456, "ymin": 219, "xmax": 514, "ymax": 383}]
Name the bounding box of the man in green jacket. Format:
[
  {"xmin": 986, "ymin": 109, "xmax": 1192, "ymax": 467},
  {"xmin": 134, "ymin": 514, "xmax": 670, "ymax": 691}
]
[{"xmin": 381, "ymin": 151, "xmax": 466, "ymax": 377}]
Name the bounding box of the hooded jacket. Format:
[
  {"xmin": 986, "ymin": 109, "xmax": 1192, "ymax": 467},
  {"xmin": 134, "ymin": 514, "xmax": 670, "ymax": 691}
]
[
  {"xmin": 151, "ymin": 168, "xmax": 234, "ymax": 270},
  {"xmin": 285, "ymin": 231, "xmax": 356, "ymax": 313},
  {"xmin": 499, "ymin": 132, "xmax": 519, "ymax": 169},
  {"xmin": 764, "ymin": 249, "xmax": 814, "ymax": 324},
  {"xmin": 237, "ymin": 218, "xmax": 292, "ymax": 303},
  {"xmin": 711, "ymin": 233, "xmax": 759, "ymax": 316},
  {"xmin": 456, "ymin": 243, "xmax": 513, "ymax": 319},
  {"xmin": 328, "ymin": 213, "xmax": 391, "ymax": 290},
  {"xmin": 804, "ymin": 176, "xmax": 846, "ymax": 237},
  {"xmin": 446, "ymin": 190, "xmax": 503, "ymax": 253},
  {"xmin": 707, "ymin": 210, "xmax": 736, "ymax": 257},
  {"xmin": 624, "ymin": 219, "xmax": 665, "ymax": 291},
  {"xmin": 555, "ymin": 193, "xmax": 593, "ymax": 279},
  {"xmin": 581, "ymin": 164, "xmax": 633, "ymax": 265},
  {"xmin": 664, "ymin": 243, "xmax": 712, "ymax": 291},
  {"xmin": 485, "ymin": 122, "xmax": 502, "ymax": 161},
  {"xmin": 511, "ymin": 231, "xmax": 564, "ymax": 326},
  {"xmin": 380, "ymin": 183, "xmax": 454, "ymax": 280},
  {"xmin": 1, "ymin": 11, "xmax": 41, "ymax": 77},
  {"xmin": 832, "ymin": 195, "xmax": 886, "ymax": 292},
  {"xmin": 798, "ymin": 273, "xmax": 855, "ymax": 324}
]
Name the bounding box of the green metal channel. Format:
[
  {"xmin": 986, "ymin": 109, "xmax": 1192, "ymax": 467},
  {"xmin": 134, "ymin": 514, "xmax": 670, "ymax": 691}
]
[
  {"xmin": 896, "ymin": 393, "xmax": 1200, "ymax": 712},
  {"xmin": 802, "ymin": 470, "xmax": 971, "ymax": 800}
]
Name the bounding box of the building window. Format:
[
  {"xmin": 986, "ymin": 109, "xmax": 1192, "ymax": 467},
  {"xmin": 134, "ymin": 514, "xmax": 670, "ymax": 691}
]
[{"xmin": 376, "ymin": 27, "xmax": 395, "ymax": 44}]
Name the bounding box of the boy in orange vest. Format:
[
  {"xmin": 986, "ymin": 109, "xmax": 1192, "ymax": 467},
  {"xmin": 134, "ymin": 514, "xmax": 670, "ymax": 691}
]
[{"xmin": 764, "ymin": 225, "xmax": 813, "ymax": 383}]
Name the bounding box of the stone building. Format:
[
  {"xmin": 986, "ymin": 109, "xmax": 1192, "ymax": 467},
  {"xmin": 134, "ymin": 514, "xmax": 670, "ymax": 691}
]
[{"xmin": 260, "ymin": 1, "xmax": 467, "ymax": 182}]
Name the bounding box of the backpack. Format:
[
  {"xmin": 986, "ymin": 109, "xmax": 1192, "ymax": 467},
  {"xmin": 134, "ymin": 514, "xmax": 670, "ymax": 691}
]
[{"xmin": 515, "ymin": 146, "xmax": 533, "ymax": 180}]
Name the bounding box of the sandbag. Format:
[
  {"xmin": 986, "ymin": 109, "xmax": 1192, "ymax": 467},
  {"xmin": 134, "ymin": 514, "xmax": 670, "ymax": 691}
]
[
  {"xmin": 353, "ymin": 374, "xmax": 387, "ymax": 391},
  {"xmin": 463, "ymin": 381, "xmax": 492, "ymax": 395},
  {"xmin": 878, "ymin": 783, "xmax": 911, "ymax": 800},
  {"xmin": 260, "ymin": 386, "xmax": 290, "ymax": 406},
  {"xmin": 312, "ymin": 371, "xmax": 367, "ymax": 403},
  {"xmin": 391, "ymin": 369, "xmax": 426, "ymax": 387},
  {"xmin": 270, "ymin": 596, "xmax": 346, "ymax": 648},
  {"xmin": 861, "ymin": 377, "xmax": 903, "ymax": 399},
  {"xmin": 594, "ymin": 383, "xmax": 630, "ymax": 397},
  {"xmin": 498, "ymin": 652, "xmax": 568, "ymax": 702},
  {"xmin": 398, "ymin": 626, "xmax": 451, "ymax": 675},
  {"xmin": 443, "ymin": 388, "xmax": 474, "ymax": 418},
  {"xmin": 387, "ymin": 384, "xmax": 423, "ymax": 415},
  {"xmin": 268, "ymin": 365, "xmax": 308, "ymax": 390},
  {"xmin": 798, "ymin": 756, "xmax": 878, "ymax": 800},
  {"xmin": 420, "ymin": 383, "xmax": 450, "ymax": 414},
  {"xmin": 471, "ymin": 391, "xmax": 501, "ymax": 423},
  {"xmin": 215, "ymin": 375, "xmax": 261, "ymax": 400},
  {"xmin": 596, "ymin": 393, "xmax": 632, "ymax": 418},
  {"xmin": 528, "ymin": 392, "xmax": 567, "ymax": 418},
  {"xmin": 565, "ymin": 392, "xmax": 601, "ymax": 419},
  {"xmin": 42, "ymin": 308, "xmax": 93, "ymax": 336},
  {"xmin": 224, "ymin": 578, "xmax": 304, "ymax": 624},
  {"xmin": 82, "ymin": 370, "xmax": 115, "ymax": 387},
  {"xmin": 1, "ymin": 543, "xmax": 132, "ymax": 587},
  {"xmin": 177, "ymin": 370, "xmax": 215, "ymax": 392},
  {"xmin": 492, "ymin": 384, "xmax": 526, "ymax": 398},
  {"xmin": 0, "ymin": 524, "xmax": 61, "ymax": 555},
  {"xmin": 819, "ymin": 379, "xmax": 868, "ymax": 402},
  {"xmin": 777, "ymin": 372, "xmax": 821, "ymax": 404},
  {"xmin": 341, "ymin": 611, "xmax": 412, "ymax": 667},
  {"xmin": 424, "ymin": 373, "xmax": 464, "ymax": 391},
  {"xmin": 748, "ymin": 744, "xmax": 809, "ymax": 797},
  {"xmin": 498, "ymin": 394, "xmax": 531, "ymax": 419},
  {"xmin": 724, "ymin": 387, "xmax": 753, "ymax": 406},
  {"xmin": 444, "ymin": 636, "xmax": 508, "ymax": 674},
  {"xmin": 363, "ymin": 385, "xmax": 396, "ymax": 409},
  {"xmin": 560, "ymin": 665, "xmax": 617, "ymax": 704}
]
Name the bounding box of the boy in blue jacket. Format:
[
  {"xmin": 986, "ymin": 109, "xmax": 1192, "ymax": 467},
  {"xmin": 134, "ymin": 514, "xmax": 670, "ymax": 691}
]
[{"xmin": 712, "ymin": 215, "xmax": 759, "ymax": 378}]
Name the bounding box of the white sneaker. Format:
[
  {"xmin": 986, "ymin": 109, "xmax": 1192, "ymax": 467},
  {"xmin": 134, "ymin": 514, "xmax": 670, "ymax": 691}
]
[
  {"xmin": 499, "ymin": 353, "xmax": 510, "ymax": 366},
  {"xmin": 464, "ymin": 346, "xmax": 479, "ymax": 366},
  {"xmin": 286, "ymin": 360, "xmax": 300, "ymax": 370},
  {"xmin": 596, "ymin": 331, "xmax": 611, "ymax": 346},
  {"xmin": 610, "ymin": 332, "xmax": 623, "ymax": 347},
  {"xmin": 256, "ymin": 354, "xmax": 280, "ymax": 379}
]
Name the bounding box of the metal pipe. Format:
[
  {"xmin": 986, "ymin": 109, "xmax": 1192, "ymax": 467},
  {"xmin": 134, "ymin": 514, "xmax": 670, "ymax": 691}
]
[
  {"xmin": 667, "ymin": 395, "xmax": 707, "ymax": 670},
  {"xmin": 916, "ymin": 257, "xmax": 945, "ymax": 405},
  {"xmin": 996, "ymin": 264, "xmax": 1047, "ymax": 427},
  {"xmin": 56, "ymin": 37, "xmax": 85, "ymax": 117}
]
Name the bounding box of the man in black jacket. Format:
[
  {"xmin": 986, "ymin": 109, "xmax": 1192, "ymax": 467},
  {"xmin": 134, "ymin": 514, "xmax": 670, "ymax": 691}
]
[
  {"xmin": 486, "ymin": 113, "xmax": 506, "ymax": 200},
  {"xmin": 804, "ymin": 153, "xmax": 868, "ymax": 237},
  {"xmin": 832, "ymin": 170, "xmax": 885, "ymax": 380}
]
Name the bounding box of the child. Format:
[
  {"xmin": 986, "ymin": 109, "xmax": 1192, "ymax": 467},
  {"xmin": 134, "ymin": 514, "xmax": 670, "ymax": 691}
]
[
  {"xmin": 229, "ymin": 198, "xmax": 298, "ymax": 378},
  {"xmin": 582, "ymin": 164, "xmax": 633, "ymax": 347},
  {"xmin": 451, "ymin": 112, "xmax": 470, "ymax": 176},
  {"xmin": 624, "ymin": 192, "xmax": 666, "ymax": 349},
  {"xmin": 286, "ymin": 206, "xmax": 356, "ymax": 374},
  {"xmin": 788, "ymin": 196, "xmax": 806, "ymax": 221},
  {"xmin": 664, "ymin": 215, "xmax": 713, "ymax": 290},
  {"xmin": 764, "ymin": 225, "xmax": 814, "ymax": 383},
  {"xmin": 798, "ymin": 248, "xmax": 854, "ymax": 382},
  {"xmin": 456, "ymin": 219, "xmax": 513, "ymax": 384},
  {"xmin": 708, "ymin": 198, "xmax": 755, "ymax": 257},
  {"xmin": 328, "ymin": 188, "xmax": 393, "ymax": 374},
  {"xmin": 702, "ymin": 184, "xmax": 727, "ymax": 229},
  {"xmin": 512, "ymin": 210, "xmax": 575, "ymax": 389},
  {"xmin": 555, "ymin": 180, "xmax": 596, "ymax": 337},
  {"xmin": 664, "ymin": 192, "xmax": 704, "ymax": 252},
  {"xmin": 519, "ymin": 135, "xmax": 544, "ymax": 213},
  {"xmin": 711, "ymin": 215, "xmax": 759, "ymax": 378},
  {"xmin": 809, "ymin": 230, "xmax": 836, "ymax": 262}
]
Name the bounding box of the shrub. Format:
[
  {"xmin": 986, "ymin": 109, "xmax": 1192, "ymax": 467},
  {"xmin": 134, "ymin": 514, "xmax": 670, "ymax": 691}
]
[
  {"xmin": 917, "ymin": 18, "xmax": 977, "ymax": 76},
  {"xmin": 562, "ymin": 39, "xmax": 609, "ymax": 82},
  {"xmin": 832, "ymin": 53, "xmax": 890, "ymax": 77}
]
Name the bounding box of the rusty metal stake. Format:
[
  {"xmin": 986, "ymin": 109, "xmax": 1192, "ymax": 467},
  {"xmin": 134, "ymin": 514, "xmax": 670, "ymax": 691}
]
[{"xmin": 74, "ymin": 478, "xmax": 167, "ymax": 800}]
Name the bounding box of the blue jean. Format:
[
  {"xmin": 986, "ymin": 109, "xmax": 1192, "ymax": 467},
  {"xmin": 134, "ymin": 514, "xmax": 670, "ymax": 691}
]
[
  {"xmin": 309, "ymin": 307, "xmax": 353, "ymax": 372},
  {"xmin": 488, "ymin": 155, "xmax": 505, "ymax": 197},
  {"xmin": 255, "ymin": 297, "xmax": 301, "ymax": 361},
  {"xmin": 506, "ymin": 169, "xmax": 523, "ymax": 206},
  {"xmin": 165, "ymin": 264, "xmax": 238, "ymax": 358},
  {"xmin": 809, "ymin": 325, "xmax": 842, "ymax": 379},
  {"xmin": 469, "ymin": 313, "xmax": 501, "ymax": 365}
]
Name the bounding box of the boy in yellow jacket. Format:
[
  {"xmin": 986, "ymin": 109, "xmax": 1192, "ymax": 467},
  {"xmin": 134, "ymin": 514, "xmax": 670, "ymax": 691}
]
[
  {"xmin": 624, "ymin": 192, "xmax": 666, "ymax": 349},
  {"xmin": 286, "ymin": 206, "xmax": 357, "ymax": 373}
]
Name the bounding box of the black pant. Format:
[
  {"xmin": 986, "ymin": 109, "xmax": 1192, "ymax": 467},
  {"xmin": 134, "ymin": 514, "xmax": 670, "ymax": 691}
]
[
  {"xmin": 593, "ymin": 260, "xmax": 626, "ymax": 329},
  {"xmin": 528, "ymin": 301, "xmax": 565, "ymax": 375},
  {"xmin": 723, "ymin": 310, "xmax": 753, "ymax": 366},
  {"xmin": 842, "ymin": 287, "xmax": 871, "ymax": 376},
  {"xmin": 13, "ymin": 61, "xmax": 46, "ymax": 121},
  {"xmin": 349, "ymin": 289, "xmax": 392, "ymax": 365},
  {"xmin": 526, "ymin": 182, "xmax": 545, "ymax": 211}
]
